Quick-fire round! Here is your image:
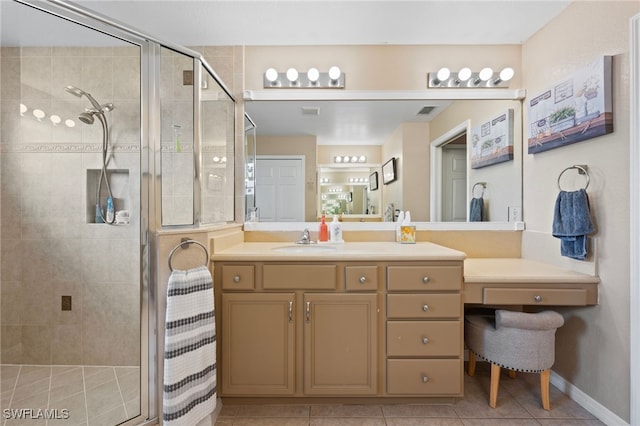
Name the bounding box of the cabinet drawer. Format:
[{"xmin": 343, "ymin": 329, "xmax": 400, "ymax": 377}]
[
  {"xmin": 387, "ymin": 359, "xmax": 462, "ymax": 395},
  {"xmin": 345, "ymin": 266, "xmax": 378, "ymax": 291},
  {"xmin": 263, "ymin": 264, "xmax": 337, "ymax": 290},
  {"xmin": 483, "ymin": 288, "xmax": 587, "ymax": 306},
  {"xmin": 387, "ymin": 321, "xmax": 461, "ymax": 357},
  {"xmin": 387, "ymin": 294, "xmax": 461, "ymax": 319},
  {"xmin": 387, "ymin": 266, "xmax": 461, "ymax": 291},
  {"xmin": 222, "ymin": 265, "xmax": 255, "ymax": 290}
]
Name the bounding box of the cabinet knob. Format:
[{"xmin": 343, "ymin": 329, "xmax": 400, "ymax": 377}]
[
  {"xmin": 422, "ymin": 276, "xmax": 430, "ymax": 284},
  {"xmin": 233, "ymin": 275, "xmax": 241, "ymax": 283},
  {"xmin": 422, "ymin": 336, "xmax": 430, "ymax": 344},
  {"xmin": 421, "ymin": 374, "xmax": 429, "ymax": 383},
  {"xmin": 533, "ymin": 295, "xmax": 542, "ymax": 303},
  {"xmin": 422, "ymin": 304, "xmax": 430, "ymax": 312},
  {"xmin": 359, "ymin": 276, "xmax": 366, "ymax": 284}
]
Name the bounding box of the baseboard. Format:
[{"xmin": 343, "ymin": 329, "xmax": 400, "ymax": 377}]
[{"xmin": 550, "ymin": 371, "xmax": 628, "ymax": 426}]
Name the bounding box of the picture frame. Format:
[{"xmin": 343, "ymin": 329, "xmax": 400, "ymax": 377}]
[
  {"xmin": 369, "ymin": 171, "xmax": 379, "ymax": 191},
  {"xmin": 382, "ymin": 158, "xmax": 397, "ymax": 185}
]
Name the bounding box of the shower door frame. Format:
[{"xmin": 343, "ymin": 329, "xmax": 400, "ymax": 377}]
[{"xmin": 12, "ymin": 0, "xmax": 158, "ymax": 424}]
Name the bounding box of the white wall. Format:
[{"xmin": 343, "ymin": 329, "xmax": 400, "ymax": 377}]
[{"xmin": 521, "ymin": 2, "xmax": 640, "ymax": 422}]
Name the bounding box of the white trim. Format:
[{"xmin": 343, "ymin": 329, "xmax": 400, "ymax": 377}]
[
  {"xmin": 243, "ymin": 88, "xmax": 526, "ymax": 102},
  {"xmin": 550, "ymin": 371, "xmax": 629, "ymax": 426},
  {"xmin": 430, "ymin": 120, "xmax": 471, "ymax": 222},
  {"xmin": 629, "ymin": 13, "xmax": 640, "ymax": 426}
]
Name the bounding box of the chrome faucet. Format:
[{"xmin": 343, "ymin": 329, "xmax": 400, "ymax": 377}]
[{"xmin": 296, "ymin": 228, "xmax": 312, "ymax": 244}]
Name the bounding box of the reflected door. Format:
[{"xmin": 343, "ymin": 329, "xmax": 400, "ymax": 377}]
[
  {"xmin": 442, "ymin": 145, "xmax": 467, "ymax": 221},
  {"xmin": 256, "ymin": 157, "xmax": 304, "ymax": 221}
]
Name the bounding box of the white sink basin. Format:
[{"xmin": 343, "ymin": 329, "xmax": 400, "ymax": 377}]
[{"xmin": 271, "ymin": 244, "xmax": 337, "ymax": 253}]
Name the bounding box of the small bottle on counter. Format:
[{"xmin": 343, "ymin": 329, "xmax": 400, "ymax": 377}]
[
  {"xmin": 330, "ymin": 215, "xmax": 343, "ymax": 243},
  {"xmin": 319, "ymin": 213, "xmax": 329, "ymax": 242}
]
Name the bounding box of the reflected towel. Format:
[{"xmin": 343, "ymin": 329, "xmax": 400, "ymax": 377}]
[
  {"xmin": 552, "ymin": 189, "xmax": 595, "ymax": 260},
  {"xmin": 163, "ymin": 265, "xmax": 216, "ymax": 426},
  {"xmin": 469, "ymin": 197, "xmax": 485, "ymax": 222}
]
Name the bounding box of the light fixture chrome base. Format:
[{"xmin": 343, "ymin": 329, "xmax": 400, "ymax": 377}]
[{"xmin": 264, "ymin": 72, "xmax": 345, "ymax": 89}]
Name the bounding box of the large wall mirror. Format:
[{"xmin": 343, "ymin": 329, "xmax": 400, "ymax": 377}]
[{"xmin": 245, "ymin": 93, "xmax": 523, "ymax": 225}]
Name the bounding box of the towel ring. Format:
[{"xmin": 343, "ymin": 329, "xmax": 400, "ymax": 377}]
[
  {"xmin": 472, "ymin": 182, "xmax": 486, "ymax": 198},
  {"xmin": 168, "ymin": 239, "xmax": 209, "ymax": 272},
  {"xmin": 557, "ymin": 165, "xmax": 590, "ymax": 191}
]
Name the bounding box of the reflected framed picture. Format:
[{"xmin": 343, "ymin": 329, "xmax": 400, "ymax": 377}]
[
  {"xmin": 369, "ymin": 171, "xmax": 379, "ymax": 191},
  {"xmin": 382, "ymin": 157, "xmax": 397, "ymax": 185}
]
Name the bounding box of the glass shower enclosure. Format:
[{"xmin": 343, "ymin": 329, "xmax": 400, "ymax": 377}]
[{"xmin": 0, "ymin": 1, "xmax": 235, "ymax": 425}]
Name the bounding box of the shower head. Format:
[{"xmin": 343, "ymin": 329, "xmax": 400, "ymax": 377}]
[{"xmin": 78, "ymin": 111, "xmax": 96, "ymax": 125}]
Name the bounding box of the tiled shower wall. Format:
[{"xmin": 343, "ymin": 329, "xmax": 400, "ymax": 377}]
[{"xmin": 0, "ymin": 45, "xmax": 141, "ymax": 366}]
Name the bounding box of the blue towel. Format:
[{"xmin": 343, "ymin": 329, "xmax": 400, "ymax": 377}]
[
  {"xmin": 469, "ymin": 197, "xmax": 484, "ymax": 222},
  {"xmin": 552, "ymin": 189, "xmax": 595, "ymax": 260}
]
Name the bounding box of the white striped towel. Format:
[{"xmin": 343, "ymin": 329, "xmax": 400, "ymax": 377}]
[{"xmin": 163, "ymin": 265, "xmax": 216, "ymax": 425}]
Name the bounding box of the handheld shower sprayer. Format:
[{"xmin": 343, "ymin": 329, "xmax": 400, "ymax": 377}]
[{"xmin": 65, "ymin": 85, "xmax": 116, "ymax": 224}]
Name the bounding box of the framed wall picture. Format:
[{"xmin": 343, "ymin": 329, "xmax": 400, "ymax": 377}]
[
  {"xmin": 369, "ymin": 171, "xmax": 379, "ymax": 191},
  {"xmin": 382, "ymin": 158, "xmax": 397, "ymax": 184}
]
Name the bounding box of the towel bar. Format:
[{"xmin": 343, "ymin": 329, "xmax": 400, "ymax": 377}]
[
  {"xmin": 168, "ymin": 239, "xmax": 209, "ymax": 271},
  {"xmin": 557, "ymin": 165, "xmax": 590, "ymax": 191}
]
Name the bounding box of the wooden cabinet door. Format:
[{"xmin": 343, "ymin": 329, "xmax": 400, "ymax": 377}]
[
  {"xmin": 303, "ymin": 293, "xmax": 377, "ymax": 395},
  {"xmin": 221, "ymin": 293, "xmax": 295, "ymax": 395}
]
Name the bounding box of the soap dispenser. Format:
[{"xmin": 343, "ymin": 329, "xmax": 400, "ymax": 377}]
[
  {"xmin": 319, "ymin": 213, "xmax": 329, "ymax": 242},
  {"xmin": 330, "ymin": 215, "xmax": 343, "ymax": 243}
]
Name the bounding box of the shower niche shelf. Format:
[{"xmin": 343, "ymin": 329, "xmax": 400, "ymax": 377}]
[{"xmin": 86, "ymin": 169, "xmax": 130, "ymax": 224}]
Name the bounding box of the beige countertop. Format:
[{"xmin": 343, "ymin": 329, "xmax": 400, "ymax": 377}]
[
  {"xmin": 211, "ymin": 241, "xmax": 466, "ymax": 262},
  {"xmin": 464, "ymin": 258, "xmax": 600, "ymax": 284}
]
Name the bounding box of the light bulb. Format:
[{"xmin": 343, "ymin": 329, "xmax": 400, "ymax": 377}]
[
  {"xmin": 498, "ymin": 67, "xmax": 514, "ymax": 82},
  {"xmin": 307, "ymin": 68, "xmax": 320, "ymax": 83},
  {"xmin": 265, "ymin": 68, "xmax": 278, "ymax": 82},
  {"xmin": 457, "ymin": 67, "xmax": 472, "ymax": 82},
  {"xmin": 334, "ymin": 156, "xmax": 342, "ymax": 163},
  {"xmin": 436, "ymin": 67, "xmax": 451, "ymax": 83},
  {"xmin": 479, "ymin": 67, "xmax": 493, "ymax": 81},
  {"xmin": 50, "ymin": 115, "xmax": 61, "ymax": 125},
  {"xmin": 213, "ymin": 156, "xmax": 220, "ymax": 162},
  {"xmin": 286, "ymin": 68, "xmax": 299, "ymax": 83},
  {"xmin": 359, "ymin": 155, "xmax": 366, "ymax": 162},
  {"xmin": 65, "ymin": 119, "xmax": 76, "ymax": 128},
  {"xmin": 328, "ymin": 66, "xmax": 341, "ymax": 81},
  {"xmin": 19, "ymin": 103, "xmax": 27, "ymax": 116},
  {"xmin": 33, "ymin": 109, "xmax": 45, "ymax": 120}
]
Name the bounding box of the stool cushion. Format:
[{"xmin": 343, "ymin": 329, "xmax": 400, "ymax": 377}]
[{"xmin": 465, "ymin": 310, "xmax": 565, "ymax": 373}]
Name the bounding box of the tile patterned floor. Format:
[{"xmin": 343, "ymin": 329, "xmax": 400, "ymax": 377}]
[
  {"xmin": 0, "ymin": 364, "xmax": 140, "ymax": 426},
  {"xmin": 214, "ymin": 362, "xmax": 605, "ymax": 426}
]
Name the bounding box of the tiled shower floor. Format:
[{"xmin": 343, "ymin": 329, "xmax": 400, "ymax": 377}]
[
  {"xmin": 0, "ymin": 364, "xmax": 140, "ymax": 426},
  {"xmin": 214, "ymin": 362, "xmax": 605, "ymax": 426}
]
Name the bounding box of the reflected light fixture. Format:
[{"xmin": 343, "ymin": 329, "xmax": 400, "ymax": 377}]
[
  {"xmin": 428, "ymin": 66, "xmax": 515, "ymax": 88},
  {"xmin": 264, "ymin": 66, "xmax": 345, "ymax": 88},
  {"xmin": 334, "ymin": 155, "xmax": 366, "ymax": 163}
]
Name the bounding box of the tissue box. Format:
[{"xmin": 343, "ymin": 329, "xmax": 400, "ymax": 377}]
[{"xmin": 400, "ymin": 225, "xmax": 416, "ymax": 244}]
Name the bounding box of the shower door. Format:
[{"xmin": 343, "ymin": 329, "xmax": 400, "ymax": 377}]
[{"xmin": 1, "ymin": 2, "xmax": 147, "ymax": 425}]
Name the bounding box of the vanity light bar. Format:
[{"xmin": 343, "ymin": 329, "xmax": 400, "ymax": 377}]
[
  {"xmin": 264, "ymin": 66, "xmax": 345, "ymax": 88},
  {"xmin": 334, "ymin": 155, "xmax": 366, "ymax": 163},
  {"xmin": 428, "ymin": 67, "xmax": 514, "ymax": 88}
]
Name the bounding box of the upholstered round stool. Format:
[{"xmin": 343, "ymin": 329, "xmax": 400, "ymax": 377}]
[{"xmin": 464, "ymin": 309, "xmax": 565, "ymax": 410}]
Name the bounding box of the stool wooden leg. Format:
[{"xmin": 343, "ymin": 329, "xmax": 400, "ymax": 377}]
[
  {"xmin": 508, "ymin": 370, "xmax": 517, "ymax": 379},
  {"xmin": 489, "ymin": 363, "xmax": 501, "ymax": 408},
  {"xmin": 467, "ymin": 350, "xmax": 476, "ymax": 376},
  {"xmin": 540, "ymin": 369, "xmax": 551, "ymax": 410}
]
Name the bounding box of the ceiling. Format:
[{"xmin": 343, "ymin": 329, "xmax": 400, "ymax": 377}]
[{"xmin": 3, "ymin": 0, "xmax": 571, "ymax": 145}]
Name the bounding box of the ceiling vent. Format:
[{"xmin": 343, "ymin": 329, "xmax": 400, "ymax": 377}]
[
  {"xmin": 301, "ymin": 106, "xmax": 320, "ymax": 116},
  {"xmin": 417, "ymin": 106, "xmax": 436, "ymax": 116}
]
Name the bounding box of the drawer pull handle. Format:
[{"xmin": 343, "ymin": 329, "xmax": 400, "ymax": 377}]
[
  {"xmin": 288, "ymin": 301, "xmax": 293, "ymax": 322},
  {"xmin": 422, "ymin": 336, "xmax": 430, "ymax": 344},
  {"xmin": 422, "ymin": 304, "xmax": 430, "ymax": 312},
  {"xmin": 359, "ymin": 276, "xmax": 366, "ymax": 284},
  {"xmin": 233, "ymin": 275, "xmax": 241, "ymax": 283},
  {"xmin": 421, "ymin": 374, "xmax": 429, "ymax": 383},
  {"xmin": 534, "ymin": 295, "xmax": 543, "ymax": 303},
  {"xmin": 422, "ymin": 276, "xmax": 430, "ymax": 284},
  {"xmin": 305, "ymin": 301, "xmax": 311, "ymax": 322}
]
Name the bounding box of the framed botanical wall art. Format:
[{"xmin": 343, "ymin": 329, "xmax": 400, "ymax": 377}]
[
  {"xmin": 470, "ymin": 109, "xmax": 514, "ymax": 169},
  {"xmin": 382, "ymin": 158, "xmax": 397, "ymax": 185},
  {"xmin": 527, "ymin": 56, "xmax": 613, "ymax": 154}
]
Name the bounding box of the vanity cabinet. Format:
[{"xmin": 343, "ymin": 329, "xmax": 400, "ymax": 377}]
[
  {"xmin": 215, "ymin": 259, "xmax": 464, "ymax": 399},
  {"xmin": 386, "ymin": 265, "xmax": 464, "ymax": 397}
]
